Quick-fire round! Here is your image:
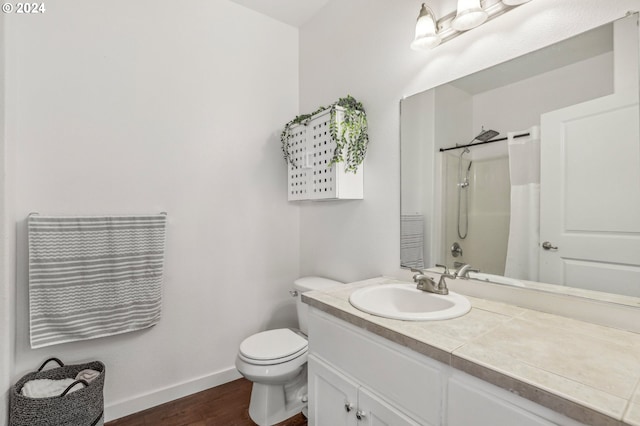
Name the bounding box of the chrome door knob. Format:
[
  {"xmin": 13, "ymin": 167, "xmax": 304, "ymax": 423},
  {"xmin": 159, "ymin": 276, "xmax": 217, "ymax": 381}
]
[
  {"xmin": 542, "ymin": 241, "xmax": 558, "ymax": 250},
  {"xmin": 344, "ymin": 402, "xmax": 353, "ymax": 412},
  {"xmin": 356, "ymin": 410, "xmax": 367, "ymax": 420}
]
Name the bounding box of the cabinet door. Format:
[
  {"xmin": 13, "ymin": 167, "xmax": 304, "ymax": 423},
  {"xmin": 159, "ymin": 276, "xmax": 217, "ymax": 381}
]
[
  {"xmin": 357, "ymin": 387, "xmax": 424, "ymax": 426},
  {"xmin": 308, "ymin": 355, "xmax": 358, "ymax": 426},
  {"xmin": 447, "ymin": 378, "xmax": 558, "ymax": 426},
  {"xmin": 308, "ymin": 110, "xmax": 338, "ymax": 200},
  {"xmin": 287, "ymin": 124, "xmax": 310, "ymax": 201}
]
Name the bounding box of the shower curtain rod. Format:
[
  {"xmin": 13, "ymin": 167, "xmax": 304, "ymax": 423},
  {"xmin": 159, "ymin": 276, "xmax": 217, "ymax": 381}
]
[{"xmin": 439, "ymin": 132, "xmax": 530, "ymax": 152}]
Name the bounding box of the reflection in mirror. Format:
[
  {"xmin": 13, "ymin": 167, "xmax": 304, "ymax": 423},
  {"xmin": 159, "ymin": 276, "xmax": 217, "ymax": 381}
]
[{"xmin": 400, "ymin": 14, "xmax": 640, "ymax": 299}]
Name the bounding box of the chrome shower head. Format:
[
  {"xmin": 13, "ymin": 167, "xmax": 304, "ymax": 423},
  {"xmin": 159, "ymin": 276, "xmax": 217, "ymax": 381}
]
[{"xmin": 474, "ymin": 129, "xmax": 499, "ymax": 142}]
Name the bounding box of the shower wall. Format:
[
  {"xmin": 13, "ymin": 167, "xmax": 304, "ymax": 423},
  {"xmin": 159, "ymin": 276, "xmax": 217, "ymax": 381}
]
[
  {"xmin": 467, "ymin": 155, "xmax": 511, "ymax": 274},
  {"xmin": 443, "ymin": 151, "xmax": 511, "ymax": 275},
  {"xmin": 434, "ymin": 85, "xmax": 473, "ymax": 268},
  {"xmin": 443, "ymin": 152, "xmax": 467, "ymax": 267}
]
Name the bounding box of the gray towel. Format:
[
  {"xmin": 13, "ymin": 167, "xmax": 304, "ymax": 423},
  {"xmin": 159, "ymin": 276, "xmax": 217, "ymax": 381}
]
[
  {"xmin": 400, "ymin": 214, "xmax": 425, "ymax": 269},
  {"xmin": 28, "ymin": 214, "xmax": 167, "ymax": 348}
]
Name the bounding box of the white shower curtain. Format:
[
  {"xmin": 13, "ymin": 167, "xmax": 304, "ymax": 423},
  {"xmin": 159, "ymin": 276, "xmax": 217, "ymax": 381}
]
[{"xmin": 504, "ymin": 126, "xmax": 540, "ymax": 281}]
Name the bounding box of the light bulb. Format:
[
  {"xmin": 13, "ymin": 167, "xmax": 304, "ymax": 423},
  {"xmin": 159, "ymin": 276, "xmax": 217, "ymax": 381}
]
[
  {"xmin": 411, "ymin": 3, "xmax": 441, "ymax": 50},
  {"xmin": 451, "ymin": 0, "xmax": 487, "ymax": 31}
]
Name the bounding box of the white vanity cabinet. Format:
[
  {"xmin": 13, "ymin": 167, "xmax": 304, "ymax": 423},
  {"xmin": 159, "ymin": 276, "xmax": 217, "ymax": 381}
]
[
  {"xmin": 445, "ymin": 374, "xmax": 583, "ymax": 426},
  {"xmin": 308, "ymin": 308, "xmax": 444, "ymax": 425},
  {"xmin": 309, "ymin": 355, "xmax": 421, "ymax": 426},
  {"xmin": 307, "ymin": 307, "xmax": 587, "ymax": 426},
  {"xmin": 308, "ymin": 356, "xmax": 358, "ymax": 426}
]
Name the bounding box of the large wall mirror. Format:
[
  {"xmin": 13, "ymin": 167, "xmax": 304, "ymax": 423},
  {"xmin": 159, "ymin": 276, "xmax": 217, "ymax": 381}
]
[{"xmin": 400, "ymin": 13, "xmax": 640, "ymax": 300}]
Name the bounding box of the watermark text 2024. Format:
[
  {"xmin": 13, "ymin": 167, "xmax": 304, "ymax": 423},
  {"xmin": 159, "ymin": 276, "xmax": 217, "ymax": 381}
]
[{"xmin": 2, "ymin": 3, "xmax": 46, "ymax": 13}]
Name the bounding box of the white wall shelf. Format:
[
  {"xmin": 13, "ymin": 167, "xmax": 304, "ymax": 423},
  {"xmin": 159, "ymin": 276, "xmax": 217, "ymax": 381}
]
[{"xmin": 287, "ymin": 107, "xmax": 364, "ymax": 201}]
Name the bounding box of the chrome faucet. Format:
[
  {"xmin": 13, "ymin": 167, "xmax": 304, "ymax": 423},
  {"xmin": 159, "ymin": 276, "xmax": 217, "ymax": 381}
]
[
  {"xmin": 434, "ymin": 264, "xmax": 453, "ymax": 295},
  {"xmin": 411, "ymin": 268, "xmax": 449, "ymax": 295},
  {"xmin": 454, "ymin": 264, "xmax": 480, "ymax": 279}
]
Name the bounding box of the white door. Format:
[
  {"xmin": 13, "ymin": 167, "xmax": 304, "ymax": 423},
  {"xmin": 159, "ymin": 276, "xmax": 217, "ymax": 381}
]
[
  {"xmin": 539, "ymin": 92, "xmax": 640, "ymax": 296},
  {"xmin": 357, "ymin": 387, "xmax": 423, "ymax": 426},
  {"xmin": 308, "ymin": 355, "xmax": 358, "ymax": 426}
]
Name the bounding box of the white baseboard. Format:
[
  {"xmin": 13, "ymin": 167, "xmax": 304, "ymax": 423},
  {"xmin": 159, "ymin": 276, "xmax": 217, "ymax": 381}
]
[{"xmin": 104, "ymin": 367, "xmax": 242, "ymax": 422}]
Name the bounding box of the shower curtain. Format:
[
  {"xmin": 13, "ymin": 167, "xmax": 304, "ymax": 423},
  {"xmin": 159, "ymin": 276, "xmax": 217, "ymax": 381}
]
[{"xmin": 504, "ymin": 126, "xmax": 540, "ymax": 281}]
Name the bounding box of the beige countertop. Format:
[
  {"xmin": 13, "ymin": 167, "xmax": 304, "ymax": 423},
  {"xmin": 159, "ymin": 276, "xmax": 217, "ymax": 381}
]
[{"xmin": 302, "ymin": 277, "xmax": 640, "ymax": 426}]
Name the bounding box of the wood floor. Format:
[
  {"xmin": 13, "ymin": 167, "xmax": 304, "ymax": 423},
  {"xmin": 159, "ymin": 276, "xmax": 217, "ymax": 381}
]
[{"xmin": 105, "ymin": 378, "xmax": 308, "ymax": 426}]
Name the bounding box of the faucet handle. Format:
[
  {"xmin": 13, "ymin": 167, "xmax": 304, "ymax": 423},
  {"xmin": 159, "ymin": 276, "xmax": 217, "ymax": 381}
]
[
  {"xmin": 439, "ymin": 273, "xmax": 455, "ymax": 281},
  {"xmin": 437, "ymin": 273, "xmax": 454, "ymax": 294},
  {"xmin": 410, "ymin": 267, "xmax": 425, "ymax": 280},
  {"xmin": 435, "ymin": 264, "xmax": 450, "ymax": 274}
]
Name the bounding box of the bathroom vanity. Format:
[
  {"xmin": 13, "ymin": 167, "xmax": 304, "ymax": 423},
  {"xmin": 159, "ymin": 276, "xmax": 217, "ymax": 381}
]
[{"xmin": 303, "ymin": 277, "xmax": 640, "ymax": 426}]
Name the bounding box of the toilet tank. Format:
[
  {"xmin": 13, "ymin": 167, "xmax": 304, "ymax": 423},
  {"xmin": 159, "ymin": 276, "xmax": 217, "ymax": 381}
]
[{"xmin": 293, "ymin": 276, "xmax": 343, "ymax": 334}]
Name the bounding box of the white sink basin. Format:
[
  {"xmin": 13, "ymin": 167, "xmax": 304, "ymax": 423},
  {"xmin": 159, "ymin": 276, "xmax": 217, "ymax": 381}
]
[{"xmin": 349, "ymin": 283, "xmax": 471, "ymax": 321}]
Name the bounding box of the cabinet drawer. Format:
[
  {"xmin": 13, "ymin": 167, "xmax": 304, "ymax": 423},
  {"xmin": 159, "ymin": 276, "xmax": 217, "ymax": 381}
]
[{"xmin": 308, "ymin": 308, "xmax": 444, "ymax": 425}]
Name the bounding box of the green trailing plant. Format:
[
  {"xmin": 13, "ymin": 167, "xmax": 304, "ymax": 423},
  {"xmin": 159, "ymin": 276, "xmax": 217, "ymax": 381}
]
[
  {"xmin": 280, "ymin": 95, "xmax": 369, "ymax": 173},
  {"xmin": 280, "ymin": 105, "xmax": 328, "ymax": 167}
]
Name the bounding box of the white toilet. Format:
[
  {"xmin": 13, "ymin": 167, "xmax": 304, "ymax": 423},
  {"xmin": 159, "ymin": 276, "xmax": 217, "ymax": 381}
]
[{"xmin": 235, "ymin": 276, "xmax": 343, "ymax": 426}]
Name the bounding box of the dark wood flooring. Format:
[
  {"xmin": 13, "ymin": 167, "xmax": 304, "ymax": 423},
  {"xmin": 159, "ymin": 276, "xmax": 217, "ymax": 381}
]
[{"xmin": 105, "ymin": 378, "xmax": 307, "ymax": 426}]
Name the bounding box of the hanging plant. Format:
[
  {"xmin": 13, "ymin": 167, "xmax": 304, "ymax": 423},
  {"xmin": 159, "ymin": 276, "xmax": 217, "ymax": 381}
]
[
  {"xmin": 280, "ymin": 95, "xmax": 369, "ymax": 173},
  {"xmin": 280, "ymin": 105, "xmax": 328, "ymax": 168}
]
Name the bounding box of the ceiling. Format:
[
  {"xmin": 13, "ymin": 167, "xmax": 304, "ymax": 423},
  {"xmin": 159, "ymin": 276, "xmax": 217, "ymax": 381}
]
[{"xmin": 229, "ymin": 0, "xmax": 331, "ymax": 27}]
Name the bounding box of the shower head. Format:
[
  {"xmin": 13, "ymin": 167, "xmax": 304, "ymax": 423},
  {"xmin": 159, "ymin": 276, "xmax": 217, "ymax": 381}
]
[{"xmin": 474, "ymin": 129, "xmax": 499, "ymax": 142}]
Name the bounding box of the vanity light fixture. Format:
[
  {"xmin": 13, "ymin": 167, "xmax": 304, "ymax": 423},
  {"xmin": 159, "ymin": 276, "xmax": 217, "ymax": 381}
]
[
  {"xmin": 411, "ymin": 3, "xmax": 441, "ymax": 50},
  {"xmin": 451, "ymin": 0, "xmax": 488, "ymax": 31},
  {"xmin": 411, "ymin": 0, "xmax": 533, "ymax": 51}
]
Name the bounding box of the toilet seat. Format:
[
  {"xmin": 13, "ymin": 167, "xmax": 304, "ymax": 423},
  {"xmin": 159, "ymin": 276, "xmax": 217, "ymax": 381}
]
[{"xmin": 239, "ymin": 328, "xmax": 308, "ymax": 366}]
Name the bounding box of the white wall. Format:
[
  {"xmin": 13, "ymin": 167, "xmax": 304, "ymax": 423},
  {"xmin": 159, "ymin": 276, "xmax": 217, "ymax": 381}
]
[
  {"xmin": 0, "ymin": 10, "xmax": 11, "ymax": 425},
  {"xmin": 473, "ymin": 52, "xmax": 614, "ymax": 134},
  {"xmin": 434, "ymin": 85, "xmax": 473, "ymax": 153},
  {"xmin": 400, "ymin": 93, "xmax": 431, "ymax": 217},
  {"xmin": 4, "ymin": 0, "xmax": 299, "ymax": 421},
  {"xmin": 400, "ymin": 90, "xmax": 433, "ymax": 267},
  {"xmin": 298, "ymin": 0, "xmax": 639, "ymax": 283}
]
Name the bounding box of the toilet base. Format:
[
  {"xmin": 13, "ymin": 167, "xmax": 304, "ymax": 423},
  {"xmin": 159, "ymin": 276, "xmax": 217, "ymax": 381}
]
[{"xmin": 248, "ymin": 366, "xmax": 307, "ymax": 426}]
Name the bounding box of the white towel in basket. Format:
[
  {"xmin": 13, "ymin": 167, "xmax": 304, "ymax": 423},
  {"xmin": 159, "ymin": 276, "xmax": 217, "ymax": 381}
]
[
  {"xmin": 28, "ymin": 214, "xmax": 167, "ymax": 348},
  {"xmin": 21, "ymin": 379, "xmax": 80, "ymax": 398},
  {"xmin": 75, "ymin": 369, "xmax": 100, "ymax": 384}
]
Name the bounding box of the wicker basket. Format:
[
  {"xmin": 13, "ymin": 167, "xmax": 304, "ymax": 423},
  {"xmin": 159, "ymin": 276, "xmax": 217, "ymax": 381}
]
[{"xmin": 9, "ymin": 358, "xmax": 105, "ymax": 426}]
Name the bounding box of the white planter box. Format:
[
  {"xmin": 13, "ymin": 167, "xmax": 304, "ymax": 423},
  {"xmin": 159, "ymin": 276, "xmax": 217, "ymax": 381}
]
[{"xmin": 287, "ymin": 107, "xmax": 364, "ymax": 201}]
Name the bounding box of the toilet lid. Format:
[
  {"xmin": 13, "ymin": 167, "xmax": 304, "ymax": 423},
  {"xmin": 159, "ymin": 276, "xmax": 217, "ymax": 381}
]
[{"xmin": 239, "ymin": 328, "xmax": 308, "ymax": 362}]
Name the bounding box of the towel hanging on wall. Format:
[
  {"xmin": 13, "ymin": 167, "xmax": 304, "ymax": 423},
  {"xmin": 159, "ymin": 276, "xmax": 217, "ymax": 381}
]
[
  {"xmin": 400, "ymin": 214, "xmax": 425, "ymax": 269},
  {"xmin": 27, "ymin": 214, "xmax": 167, "ymax": 348}
]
